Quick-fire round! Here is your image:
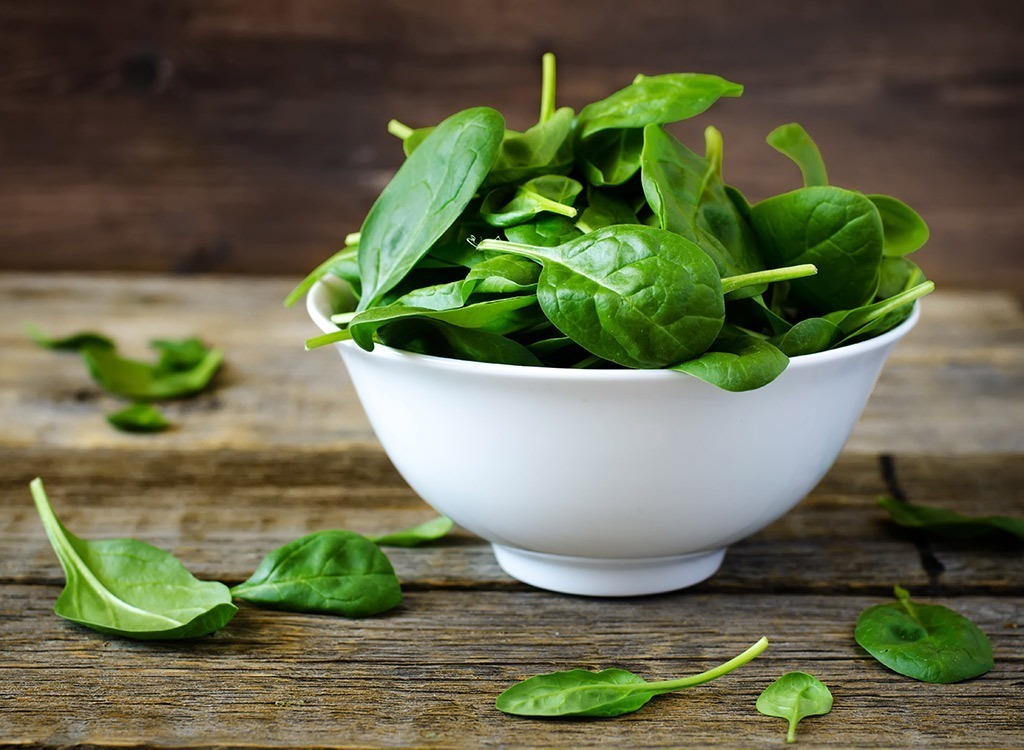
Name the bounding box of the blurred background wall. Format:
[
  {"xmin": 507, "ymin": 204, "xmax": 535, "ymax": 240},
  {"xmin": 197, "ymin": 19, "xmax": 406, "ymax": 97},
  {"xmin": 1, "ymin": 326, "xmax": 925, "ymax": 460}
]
[{"xmin": 0, "ymin": 0, "xmax": 1021, "ymax": 291}]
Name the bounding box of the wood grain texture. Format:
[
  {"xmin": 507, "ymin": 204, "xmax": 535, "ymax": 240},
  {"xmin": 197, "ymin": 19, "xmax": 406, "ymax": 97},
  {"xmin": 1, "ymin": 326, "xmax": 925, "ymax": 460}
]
[
  {"xmin": 0, "ymin": 1, "xmax": 1021, "ymax": 290},
  {"xmin": 0, "ymin": 272, "xmax": 1020, "ymax": 748},
  {"xmin": 0, "ymin": 590, "xmax": 1020, "ymax": 748},
  {"xmin": 3, "ymin": 275, "xmax": 1022, "ymax": 454}
]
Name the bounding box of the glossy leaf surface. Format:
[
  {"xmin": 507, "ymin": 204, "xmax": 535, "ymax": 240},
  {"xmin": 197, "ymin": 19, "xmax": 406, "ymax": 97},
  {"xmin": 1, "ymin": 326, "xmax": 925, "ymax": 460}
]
[
  {"xmin": 756, "ymin": 671, "xmax": 833, "ymax": 743},
  {"xmin": 868, "ymin": 194, "xmax": 930, "ymax": 257},
  {"xmin": 855, "ymin": 586, "xmax": 993, "ymax": 683},
  {"xmin": 766, "ymin": 123, "xmax": 829, "ymax": 188},
  {"xmin": 357, "ymin": 107, "xmax": 504, "ymax": 310},
  {"xmin": 30, "ymin": 478, "xmax": 236, "ymax": 639},
  {"xmin": 232, "ymin": 530, "xmax": 402, "ymax": 618}
]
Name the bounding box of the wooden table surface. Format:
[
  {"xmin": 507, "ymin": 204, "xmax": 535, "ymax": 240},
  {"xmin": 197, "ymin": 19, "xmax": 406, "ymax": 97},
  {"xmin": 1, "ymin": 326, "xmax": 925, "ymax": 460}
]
[{"xmin": 1, "ymin": 273, "xmax": 1021, "ymax": 748}]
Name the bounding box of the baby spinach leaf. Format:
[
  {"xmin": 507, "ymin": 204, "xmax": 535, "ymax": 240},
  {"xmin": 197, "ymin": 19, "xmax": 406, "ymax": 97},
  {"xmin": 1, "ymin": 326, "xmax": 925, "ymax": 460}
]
[
  {"xmin": 106, "ymin": 402, "xmax": 171, "ymax": 433},
  {"xmin": 483, "ymin": 107, "xmax": 576, "ymax": 188},
  {"xmin": 496, "ymin": 637, "xmax": 768, "ymax": 717},
  {"xmin": 868, "ymin": 194, "xmax": 930, "ymax": 257},
  {"xmin": 640, "ymin": 125, "xmax": 763, "ymax": 286},
  {"xmin": 756, "ymin": 671, "xmax": 833, "ymax": 743},
  {"xmin": 750, "ymin": 186, "xmax": 884, "ymax": 313},
  {"xmin": 579, "ymin": 128, "xmax": 646, "ymax": 186},
  {"xmin": 26, "ymin": 326, "xmax": 114, "ymax": 352},
  {"xmin": 370, "ymin": 516, "xmax": 455, "ymax": 547},
  {"xmin": 376, "ymin": 318, "xmax": 543, "ymax": 366},
  {"xmin": 477, "ymin": 225, "xmax": 725, "ymax": 369},
  {"xmin": 80, "ymin": 345, "xmax": 224, "ymax": 401},
  {"xmin": 576, "ymin": 73, "xmax": 743, "ymax": 141},
  {"xmin": 347, "ymin": 296, "xmax": 542, "ymax": 351},
  {"xmin": 772, "ymin": 317, "xmax": 840, "ymax": 356},
  {"xmin": 480, "ymin": 175, "xmax": 582, "ymax": 227},
  {"xmin": 232, "ymin": 530, "xmax": 402, "ymax": 618},
  {"xmin": 876, "ymin": 256, "xmax": 926, "ymax": 300},
  {"xmin": 576, "ymin": 186, "xmax": 640, "ymax": 233},
  {"xmin": 149, "ymin": 337, "xmax": 211, "ymax": 373},
  {"xmin": 855, "ymin": 586, "xmax": 993, "ymax": 683},
  {"xmin": 877, "ymin": 496, "xmax": 1024, "ymax": 543},
  {"xmin": 766, "ymin": 123, "xmax": 829, "ymax": 188},
  {"xmin": 672, "ymin": 333, "xmax": 788, "ymax": 391},
  {"xmin": 504, "ymin": 215, "xmax": 581, "ymax": 248},
  {"xmin": 357, "ymin": 107, "xmax": 505, "ymax": 311},
  {"xmin": 30, "ymin": 478, "xmax": 236, "ymax": 639}
]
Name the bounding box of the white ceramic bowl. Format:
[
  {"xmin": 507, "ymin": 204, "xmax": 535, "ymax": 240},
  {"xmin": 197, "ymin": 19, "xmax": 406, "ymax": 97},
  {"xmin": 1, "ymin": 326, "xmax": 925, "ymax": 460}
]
[{"xmin": 308, "ymin": 277, "xmax": 919, "ymax": 597}]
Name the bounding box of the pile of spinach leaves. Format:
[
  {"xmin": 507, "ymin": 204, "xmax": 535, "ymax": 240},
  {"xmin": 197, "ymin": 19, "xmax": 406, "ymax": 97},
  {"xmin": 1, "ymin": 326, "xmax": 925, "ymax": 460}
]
[{"xmin": 294, "ymin": 54, "xmax": 933, "ymax": 391}]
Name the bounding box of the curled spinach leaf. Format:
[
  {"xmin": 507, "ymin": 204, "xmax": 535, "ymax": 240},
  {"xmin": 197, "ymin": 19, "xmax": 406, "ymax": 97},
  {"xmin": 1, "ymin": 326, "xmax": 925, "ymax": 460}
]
[
  {"xmin": 672, "ymin": 332, "xmax": 788, "ymax": 392},
  {"xmin": 496, "ymin": 637, "xmax": 768, "ymax": 717},
  {"xmin": 232, "ymin": 530, "xmax": 402, "ymax": 618},
  {"xmin": 766, "ymin": 123, "xmax": 829, "ymax": 188},
  {"xmin": 30, "ymin": 478, "xmax": 236, "ymax": 640},
  {"xmin": 756, "ymin": 671, "xmax": 833, "ymax": 743},
  {"xmin": 868, "ymin": 194, "xmax": 930, "ymax": 257},
  {"xmin": 480, "ymin": 175, "xmax": 582, "ymax": 227},
  {"xmin": 357, "ymin": 107, "xmax": 505, "ymax": 310},
  {"xmin": 855, "ymin": 586, "xmax": 993, "ymax": 683}
]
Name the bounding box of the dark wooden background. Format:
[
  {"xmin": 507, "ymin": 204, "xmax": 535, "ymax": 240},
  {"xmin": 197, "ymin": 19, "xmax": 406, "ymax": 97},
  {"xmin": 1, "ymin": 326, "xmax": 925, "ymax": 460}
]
[{"xmin": 1, "ymin": 0, "xmax": 1021, "ymax": 291}]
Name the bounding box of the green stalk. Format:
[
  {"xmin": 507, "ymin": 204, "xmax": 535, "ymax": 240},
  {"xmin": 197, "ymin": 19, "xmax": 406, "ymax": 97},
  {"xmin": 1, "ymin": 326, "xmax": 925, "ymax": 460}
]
[
  {"xmin": 721, "ymin": 265, "xmax": 817, "ymax": 295},
  {"xmin": 539, "ymin": 52, "xmax": 556, "ymax": 123},
  {"xmin": 305, "ymin": 330, "xmax": 353, "ymax": 350},
  {"xmin": 387, "ymin": 119, "xmax": 414, "ymax": 140},
  {"xmin": 641, "ymin": 637, "xmax": 769, "ymax": 692}
]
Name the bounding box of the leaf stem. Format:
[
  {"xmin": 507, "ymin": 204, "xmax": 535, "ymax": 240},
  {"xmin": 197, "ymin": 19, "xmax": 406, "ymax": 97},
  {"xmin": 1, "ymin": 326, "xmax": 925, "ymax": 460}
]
[
  {"xmin": 539, "ymin": 52, "xmax": 556, "ymax": 124},
  {"xmin": 643, "ymin": 637, "xmax": 769, "ymax": 692},
  {"xmin": 387, "ymin": 120, "xmax": 414, "ymax": 140},
  {"xmin": 721, "ymin": 265, "xmax": 817, "ymax": 295}
]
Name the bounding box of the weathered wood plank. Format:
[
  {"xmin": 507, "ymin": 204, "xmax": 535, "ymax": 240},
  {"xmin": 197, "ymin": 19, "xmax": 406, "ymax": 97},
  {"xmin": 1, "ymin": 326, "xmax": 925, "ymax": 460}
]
[
  {"xmin": 3, "ymin": 275, "xmax": 1022, "ymax": 454},
  {"xmin": 0, "ymin": 589, "xmax": 1019, "ymax": 748},
  {"xmin": 0, "ymin": 1, "xmax": 1021, "ymax": 289},
  {"xmin": 3, "ymin": 451, "xmax": 1020, "ymax": 596}
]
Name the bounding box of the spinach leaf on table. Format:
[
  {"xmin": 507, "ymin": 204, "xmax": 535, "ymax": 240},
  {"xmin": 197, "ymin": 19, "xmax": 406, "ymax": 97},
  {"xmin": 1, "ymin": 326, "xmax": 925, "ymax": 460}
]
[
  {"xmin": 855, "ymin": 586, "xmax": 993, "ymax": 683},
  {"xmin": 30, "ymin": 478, "xmax": 236, "ymax": 639},
  {"xmin": 105, "ymin": 402, "xmax": 171, "ymax": 433},
  {"xmin": 25, "ymin": 326, "xmax": 114, "ymax": 352},
  {"xmin": 877, "ymin": 496, "xmax": 1024, "ymax": 543},
  {"xmin": 370, "ymin": 516, "xmax": 455, "ymax": 547},
  {"xmin": 756, "ymin": 671, "xmax": 833, "ymax": 743},
  {"xmin": 356, "ymin": 106, "xmax": 505, "ymax": 311},
  {"xmin": 232, "ymin": 530, "xmax": 402, "ymax": 618},
  {"xmin": 80, "ymin": 344, "xmax": 223, "ymax": 401},
  {"xmin": 496, "ymin": 637, "xmax": 768, "ymax": 717}
]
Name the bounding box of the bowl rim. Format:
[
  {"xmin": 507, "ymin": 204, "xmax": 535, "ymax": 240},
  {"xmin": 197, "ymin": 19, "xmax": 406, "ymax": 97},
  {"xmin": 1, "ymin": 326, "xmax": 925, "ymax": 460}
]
[{"xmin": 307, "ymin": 275, "xmax": 921, "ymax": 380}]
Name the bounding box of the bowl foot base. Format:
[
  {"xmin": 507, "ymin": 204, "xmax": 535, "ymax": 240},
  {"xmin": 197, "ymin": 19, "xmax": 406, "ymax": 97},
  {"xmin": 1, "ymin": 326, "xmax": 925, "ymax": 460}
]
[{"xmin": 491, "ymin": 545, "xmax": 726, "ymax": 597}]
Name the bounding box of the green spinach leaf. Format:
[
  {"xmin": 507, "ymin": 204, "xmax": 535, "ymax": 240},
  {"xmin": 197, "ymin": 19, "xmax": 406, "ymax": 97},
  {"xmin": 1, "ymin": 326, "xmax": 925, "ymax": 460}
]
[
  {"xmin": 750, "ymin": 186, "xmax": 884, "ymax": 313},
  {"xmin": 106, "ymin": 403, "xmax": 171, "ymax": 433},
  {"xmin": 376, "ymin": 318, "xmax": 543, "ymax": 366},
  {"xmin": 357, "ymin": 107, "xmax": 505, "ymax": 310},
  {"xmin": 672, "ymin": 333, "xmax": 788, "ymax": 391},
  {"xmin": 868, "ymin": 194, "xmax": 930, "ymax": 257},
  {"xmin": 477, "ymin": 226, "xmax": 725, "ymax": 368},
  {"xmin": 575, "ymin": 73, "xmax": 743, "ymax": 141},
  {"xmin": 756, "ymin": 671, "xmax": 833, "ymax": 743},
  {"xmin": 504, "ymin": 215, "xmax": 581, "ymax": 248},
  {"xmin": 30, "ymin": 478, "xmax": 236, "ymax": 639},
  {"xmin": 878, "ymin": 496, "xmax": 1024, "ymax": 543},
  {"xmin": 766, "ymin": 123, "xmax": 829, "ymax": 188},
  {"xmin": 26, "ymin": 326, "xmax": 114, "ymax": 352},
  {"xmin": 232, "ymin": 530, "xmax": 402, "ymax": 618},
  {"xmin": 496, "ymin": 637, "xmax": 768, "ymax": 717},
  {"xmin": 371, "ymin": 516, "xmax": 455, "ymax": 547},
  {"xmin": 480, "ymin": 175, "xmax": 582, "ymax": 227},
  {"xmin": 80, "ymin": 345, "xmax": 223, "ymax": 401},
  {"xmin": 855, "ymin": 586, "xmax": 993, "ymax": 683}
]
